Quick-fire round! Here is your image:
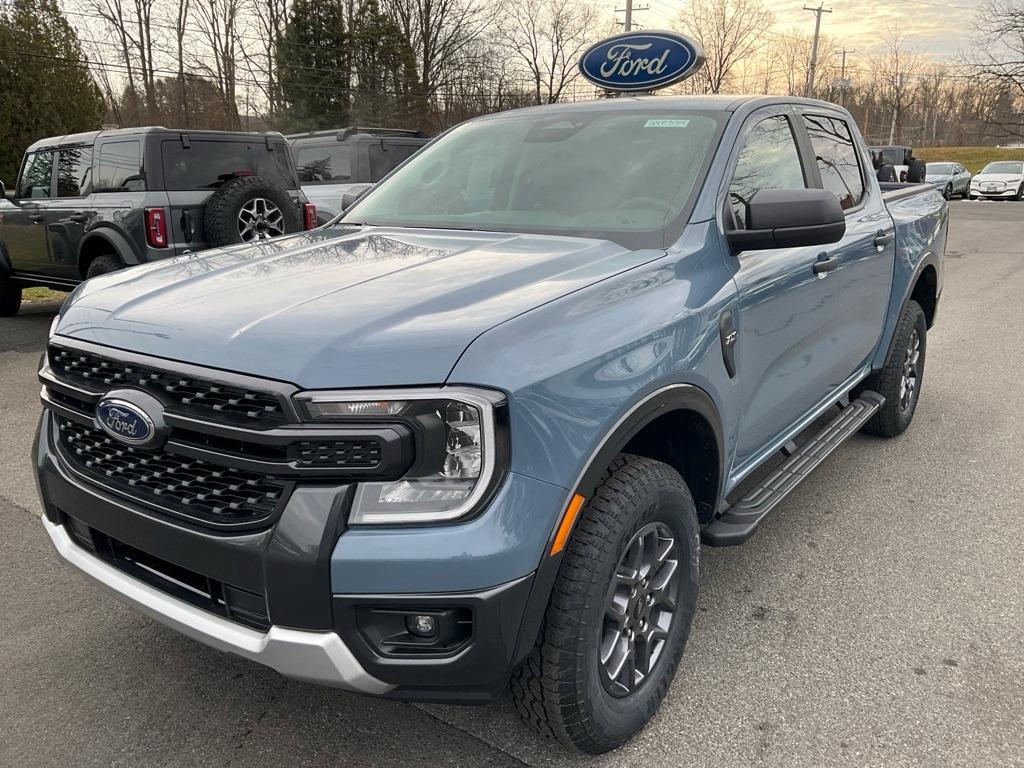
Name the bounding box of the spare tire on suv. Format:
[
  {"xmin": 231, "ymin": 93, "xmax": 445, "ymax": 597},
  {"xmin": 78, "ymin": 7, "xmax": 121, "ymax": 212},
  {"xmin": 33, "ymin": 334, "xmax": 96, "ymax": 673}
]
[{"xmin": 203, "ymin": 176, "xmax": 301, "ymax": 247}]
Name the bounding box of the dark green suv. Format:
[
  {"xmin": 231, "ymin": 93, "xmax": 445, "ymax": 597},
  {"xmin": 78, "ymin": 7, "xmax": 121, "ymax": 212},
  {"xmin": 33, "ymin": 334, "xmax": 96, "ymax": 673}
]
[{"xmin": 0, "ymin": 127, "xmax": 315, "ymax": 316}]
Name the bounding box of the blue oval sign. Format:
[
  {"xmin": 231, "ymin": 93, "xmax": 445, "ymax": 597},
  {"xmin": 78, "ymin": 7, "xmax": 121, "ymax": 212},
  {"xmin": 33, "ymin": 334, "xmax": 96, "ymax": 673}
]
[
  {"xmin": 96, "ymin": 398, "xmax": 155, "ymax": 446},
  {"xmin": 579, "ymin": 30, "xmax": 704, "ymax": 93}
]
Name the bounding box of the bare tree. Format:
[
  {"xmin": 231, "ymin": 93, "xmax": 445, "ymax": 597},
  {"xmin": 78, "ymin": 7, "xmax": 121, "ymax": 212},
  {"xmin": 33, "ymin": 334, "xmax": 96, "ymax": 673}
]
[
  {"xmin": 194, "ymin": 0, "xmax": 243, "ymax": 128},
  {"xmin": 92, "ymin": 0, "xmax": 158, "ymax": 119},
  {"xmin": 969, "ymin": 0, "xmax": 1024, "ymax": 140},
  {"xmin": 679, "ymin": 0, "xmax": 774, "ymax": 94},
  {"xmin": 498, "ymin": 0, "xmax": 597, "ymax": 105},
  {"xmin": 381, "ymin": 0, "xmax": 487, "ymax": 102},
  {"xmin": 246, "ymin": 0, "xmax": 289, "ymax": 117},
  {"xmin": 172, "ymin": 0, "xmax": 193, "ymax": 125},
  {"xmin": 871, "ymin": 29, "xmax": 922, "ymax": 144}
]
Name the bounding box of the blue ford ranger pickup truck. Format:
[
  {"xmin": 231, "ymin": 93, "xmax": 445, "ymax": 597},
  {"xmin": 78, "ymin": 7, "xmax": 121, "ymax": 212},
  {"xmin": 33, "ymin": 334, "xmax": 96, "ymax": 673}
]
[{"xmin": 34, "ymin": 87, "xmax": 946, "ymax": 752}]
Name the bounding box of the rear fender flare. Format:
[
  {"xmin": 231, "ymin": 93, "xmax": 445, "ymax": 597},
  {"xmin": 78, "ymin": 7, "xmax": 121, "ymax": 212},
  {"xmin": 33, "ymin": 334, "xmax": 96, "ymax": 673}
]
[{"xmin": 78, "ymin": 228, "xmax": 141, "ymax": 273}]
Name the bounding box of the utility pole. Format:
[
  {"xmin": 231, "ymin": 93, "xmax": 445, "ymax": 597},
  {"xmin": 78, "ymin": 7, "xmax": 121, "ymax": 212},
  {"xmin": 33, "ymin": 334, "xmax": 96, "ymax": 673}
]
[
  {"xmin": 615, "ymin": 0, "xmax": 649, "ymax": 31},
  {"xmin": 803, "ymin": 3, "xmax": 832, "ymax": 98},
  {"xmin": 835, "ymin": 47, "xmax": 855, "ymax": 106}
]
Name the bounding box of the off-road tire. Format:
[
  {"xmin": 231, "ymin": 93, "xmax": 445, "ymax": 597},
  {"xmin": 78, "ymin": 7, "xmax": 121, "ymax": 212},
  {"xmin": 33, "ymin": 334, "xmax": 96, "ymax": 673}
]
[
  {"xmin": 858, "ymin": 299, "xmax": 927, "ymax": 437},
  {"xmin": 85, "ymin": 253, "xmax": 123, "ymax": 279},
  {"xmin": 0, "ymin": 276, "xmax": 22, "ymax": 316},
  {"xmin": 907, "ymin": 159, "xmax": 927, "ymax": 184},
  {"xmin": 203, "ymin": 176, "xmax": 300, "ymax": 247},
  {"xmin": 511, "ymin": 455, "xmax": 700, "ymax": 754}
]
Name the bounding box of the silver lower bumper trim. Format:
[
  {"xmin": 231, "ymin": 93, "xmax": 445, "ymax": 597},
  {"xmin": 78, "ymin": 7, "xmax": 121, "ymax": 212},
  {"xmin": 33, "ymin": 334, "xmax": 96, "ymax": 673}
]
[{"xmin": 42, "ymin": 517, "xmax": 393, "ymax": 694}]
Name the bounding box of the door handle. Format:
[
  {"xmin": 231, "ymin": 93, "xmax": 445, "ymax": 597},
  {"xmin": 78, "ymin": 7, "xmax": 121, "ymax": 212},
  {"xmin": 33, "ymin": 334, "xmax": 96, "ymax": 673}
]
[
  {"xmin": 813, "ymin": 254, "xmax": 840, "ymax": 274},
  {"xmin": 69, "ymin": 213, "xmax": 88, "ymax": 223},
  {"xmin": 28, "ymin": 214, "xmax": 43, "ymax": 223},
  {"xmin": 873, "ymin": 230, "xmax": 895, "ymax": 249}
]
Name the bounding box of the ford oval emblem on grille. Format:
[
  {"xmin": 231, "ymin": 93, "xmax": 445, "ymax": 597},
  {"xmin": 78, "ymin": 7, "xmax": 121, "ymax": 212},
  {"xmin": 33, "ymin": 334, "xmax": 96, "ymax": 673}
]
[{"xmin": 96, "ymin": 398, "xmax": 156, "ymax": 446}]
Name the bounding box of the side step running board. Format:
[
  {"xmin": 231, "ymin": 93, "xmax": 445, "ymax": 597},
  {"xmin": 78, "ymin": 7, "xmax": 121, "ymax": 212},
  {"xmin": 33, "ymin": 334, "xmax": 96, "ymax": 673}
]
[{"xmin": 702, "ymin": 391, "xmax": 885, "ymax": 547}]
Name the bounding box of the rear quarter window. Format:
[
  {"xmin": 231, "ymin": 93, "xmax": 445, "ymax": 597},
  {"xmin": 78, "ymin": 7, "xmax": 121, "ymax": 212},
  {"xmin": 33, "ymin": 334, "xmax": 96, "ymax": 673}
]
[
  {"xmin": 295, "ymin": 144, "xmax": 354, "ymax": 183},
  {"xmin": 96, "ymin": 140, "xmax": 144, "ymax": 192},
  {"xmin": 161, "ymin": 139, "xmax": 296, "ymax": 190}
]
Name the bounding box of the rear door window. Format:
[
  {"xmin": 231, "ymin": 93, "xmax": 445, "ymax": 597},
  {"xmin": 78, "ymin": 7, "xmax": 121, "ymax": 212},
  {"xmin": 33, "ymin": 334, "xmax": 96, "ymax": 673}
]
[
  {"xmin": 367, "ymin": 141, "xmax": 422, "ymax": 182},
  {"xmin": 295, "ymin": 144, "xmax": 354, "ymax": 183},
  {"xmin": 96, "ymin": 140, "xmax": 144, "ymax": 192},
  {"xmin": 802, "ymin": 115, "xmax": 865, "ymax": 210},
  {"xmin": 729, "ymin": 115, "xmax": 807, "ymax": 229},
  {"xmin": 161, "ymin": 139, "xmax": 295, "ymax": 190},
  {"xmin": 56, "ymin": 145, "xmax": 94, "ymax": 197},
  {"xmin": 17, "ymin": 151, "xmax": 54, "ymax": 198}
]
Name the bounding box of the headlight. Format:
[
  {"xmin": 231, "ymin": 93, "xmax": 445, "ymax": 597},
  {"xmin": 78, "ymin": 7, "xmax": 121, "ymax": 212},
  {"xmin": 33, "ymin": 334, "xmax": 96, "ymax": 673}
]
[{"xmin": 297, "ymin": 387, "xmax": 505, "ymax": 524}]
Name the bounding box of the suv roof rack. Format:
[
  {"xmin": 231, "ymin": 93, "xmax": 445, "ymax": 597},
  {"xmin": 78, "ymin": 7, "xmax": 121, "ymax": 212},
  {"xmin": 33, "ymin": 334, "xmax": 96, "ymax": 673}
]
[{"xmin": 286, "ymin": 127, "xmax": 429, "ymax": 142}]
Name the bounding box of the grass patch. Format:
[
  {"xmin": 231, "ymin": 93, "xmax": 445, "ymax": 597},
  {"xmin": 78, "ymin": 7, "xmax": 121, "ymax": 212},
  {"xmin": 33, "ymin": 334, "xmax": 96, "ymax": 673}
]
[
  {"xmin": 23, "ymin": 287, "xmax": 67, "ymax": 303},
  {"xmin": 916, "ymin": 146, "xmax": 1024, "ymax": 174}
]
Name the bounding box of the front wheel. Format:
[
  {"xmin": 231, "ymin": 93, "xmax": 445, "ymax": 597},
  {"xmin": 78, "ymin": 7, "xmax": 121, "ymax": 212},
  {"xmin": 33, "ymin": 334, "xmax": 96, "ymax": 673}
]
[
  {"xmin": 511, "ymin": 455, "xmax": 699, "ymax": 753},
  {"xmin": 858, "ymin": 299, "xmax": 927, "ymax": 437},
  {"xmin": 1015, "ymin": 185, "xmax": 1023, "ymax": 201},
  {"xmin": 943, "ymin": 184, "xmax": 952, "ymax": 200}
]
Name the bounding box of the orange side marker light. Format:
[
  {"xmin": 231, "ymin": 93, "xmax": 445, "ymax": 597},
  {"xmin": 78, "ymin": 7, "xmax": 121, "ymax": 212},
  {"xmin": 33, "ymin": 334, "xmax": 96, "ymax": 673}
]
[{"xmin": 550, "ymin": 494, "xmax": 586, "ymax": 556}]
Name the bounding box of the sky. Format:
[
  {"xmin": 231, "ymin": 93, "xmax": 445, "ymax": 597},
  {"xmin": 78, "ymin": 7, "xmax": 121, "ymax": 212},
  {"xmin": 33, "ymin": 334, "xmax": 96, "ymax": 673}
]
[{"xmin": 599, "ymin": 0, "xmax": 984, "ymax": 61}]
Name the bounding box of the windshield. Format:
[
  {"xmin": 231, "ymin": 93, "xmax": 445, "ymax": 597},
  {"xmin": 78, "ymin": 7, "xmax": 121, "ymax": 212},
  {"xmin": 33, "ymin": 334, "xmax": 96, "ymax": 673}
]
[
  {"xmin": 342, "ymin": 109, "xmax": 725, "ymax": 246},
  {"xmin": 926, "ymin": 163, "xmax": 953, "ymax": 174},
  {"xmin": 981, "ymin": 161, "xmax": 1023, "ymax": 175}
]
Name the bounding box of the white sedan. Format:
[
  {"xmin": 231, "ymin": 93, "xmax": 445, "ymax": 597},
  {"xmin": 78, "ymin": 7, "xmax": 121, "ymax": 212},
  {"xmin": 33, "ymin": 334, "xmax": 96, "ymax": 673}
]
[{"xmin": 969, "ymin": 161, "xmax": 1024, "ymax": 200}]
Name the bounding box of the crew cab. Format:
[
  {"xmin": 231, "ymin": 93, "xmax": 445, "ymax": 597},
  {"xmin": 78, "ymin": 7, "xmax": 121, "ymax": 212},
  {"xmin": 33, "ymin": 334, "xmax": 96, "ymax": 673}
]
[
  {"xmin": 0, "ymin": 127, "xmax": 314, "ymax": 316},
  {"xmin": 35, "ymin": 95, "xmax": 945, "ymax": 754}
]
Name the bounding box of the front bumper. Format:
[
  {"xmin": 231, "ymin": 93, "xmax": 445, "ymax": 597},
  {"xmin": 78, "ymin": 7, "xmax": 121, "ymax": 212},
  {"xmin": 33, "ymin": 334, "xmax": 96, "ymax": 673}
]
[
  {"xmin": 41, "ymin": 516, "xmax": 391, "ymax": 693},
  {"xmin": 971, "ymin": 186, "xmax": 1020, "ymax": 198},
  {"xmin": 35, "ymin": 409, "xmax": 552, "ymax": 701}
]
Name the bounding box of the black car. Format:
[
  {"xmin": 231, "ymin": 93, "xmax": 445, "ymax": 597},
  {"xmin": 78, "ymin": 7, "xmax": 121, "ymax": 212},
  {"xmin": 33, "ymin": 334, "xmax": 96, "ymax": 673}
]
[{"xmin": 0, "ymin": 127, "xmax": 316, "ymax": 315}]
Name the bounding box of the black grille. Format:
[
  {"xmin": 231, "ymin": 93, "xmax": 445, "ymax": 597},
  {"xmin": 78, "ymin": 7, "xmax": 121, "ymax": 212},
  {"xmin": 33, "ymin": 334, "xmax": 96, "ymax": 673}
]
[
  {"xmin": 56, "ymin": 417, "xmax": 290, "ymax": 528},
  {"xmin": 296, "ymin": 439, "xmax": 381, "ymax": 468},
  {"xmin": 49, "ymin": 346, "xmax": 286, "ymax": 428}
]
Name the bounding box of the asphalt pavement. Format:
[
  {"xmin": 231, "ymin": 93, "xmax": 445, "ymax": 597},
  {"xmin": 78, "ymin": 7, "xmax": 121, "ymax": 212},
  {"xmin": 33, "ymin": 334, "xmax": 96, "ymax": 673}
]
[{"xmin": 1, "ymin": 200, "xmax": 1021, "ymax": 767}]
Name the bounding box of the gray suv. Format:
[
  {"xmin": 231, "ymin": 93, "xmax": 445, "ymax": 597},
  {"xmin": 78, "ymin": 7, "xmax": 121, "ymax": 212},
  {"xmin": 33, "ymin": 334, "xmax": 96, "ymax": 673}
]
[
  {"xmin": 0, "ymin": 127, "xmax": 315, "ymax": 315},
  {"xmin": 289, "ymin": 127, "xmax": 429, "ymax": 222}
]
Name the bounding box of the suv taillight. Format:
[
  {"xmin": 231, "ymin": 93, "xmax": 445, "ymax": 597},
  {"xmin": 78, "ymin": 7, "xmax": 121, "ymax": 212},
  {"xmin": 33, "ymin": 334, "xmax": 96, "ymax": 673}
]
[
  {"xmin": 145, "ymin": 207, "xmax": 168, "ymax": 248},
  {"xmin": 303, "ymin": 203, "xmax": 317, "ymax": 230}
]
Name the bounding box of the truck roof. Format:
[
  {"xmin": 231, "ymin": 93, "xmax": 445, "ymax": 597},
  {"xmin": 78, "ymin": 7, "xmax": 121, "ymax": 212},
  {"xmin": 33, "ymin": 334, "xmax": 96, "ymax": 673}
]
[
  {"xmin": 26, "ymin": 127, "xmax": 288, "ymax": 152},
  {"xmin": 469, "ymin": 94, "xmax": 850, "ymax": 121}
]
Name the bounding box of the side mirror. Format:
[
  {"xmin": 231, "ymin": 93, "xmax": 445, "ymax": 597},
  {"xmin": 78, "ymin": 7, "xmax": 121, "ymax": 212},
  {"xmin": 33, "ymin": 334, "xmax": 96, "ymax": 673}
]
[
  {"xmin": 727, "ymin": 188, "xmax": 845, "ymax": 252},
  {"xmin": 340, "ymin": 183, "xmax": 373, "ymax": 212}
]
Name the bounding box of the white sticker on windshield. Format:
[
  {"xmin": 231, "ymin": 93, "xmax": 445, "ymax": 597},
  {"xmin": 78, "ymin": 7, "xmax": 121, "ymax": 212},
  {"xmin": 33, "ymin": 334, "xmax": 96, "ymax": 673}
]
[{"xmin": 644, "ymin": 119, "xmax": 690, "ymax": 128}]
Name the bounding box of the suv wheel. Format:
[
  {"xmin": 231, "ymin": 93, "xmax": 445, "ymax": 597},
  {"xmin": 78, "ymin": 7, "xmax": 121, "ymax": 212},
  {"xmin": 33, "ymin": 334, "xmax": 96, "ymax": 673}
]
[
  {"xmin": 858, "ymin": 299, "xmax": 927, "ymax": 437},
  {"xmin": 85, "ymin": 253, "xmax": 124, "ymax": 279},
  {"xmin": 203, "ymin": 176, "xmax": 300, "ymax": 247},
  {"xmin": 0, "ymin": 274, "xmax": 22, "ymax": 316},
  {"xmin": 512, "ymin": 455, "xmax": 699, "ymax": 753}
]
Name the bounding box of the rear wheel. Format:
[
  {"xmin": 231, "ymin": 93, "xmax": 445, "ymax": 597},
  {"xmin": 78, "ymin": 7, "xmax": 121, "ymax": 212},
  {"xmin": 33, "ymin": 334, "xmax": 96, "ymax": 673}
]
[
  {"xmin": 0, "ymin": 275, "xmax": 22, "ymax": 316},
  {"xmin": 511, "ymin": 455, "xmax": 699, "ymax": 754},
  {"xmin": 85, "ymin": 253, "xmax": 123, "ymax": 279},
  {"xmin": 858, "ymin": 300, "xmax": 927, "ymax": 437}
]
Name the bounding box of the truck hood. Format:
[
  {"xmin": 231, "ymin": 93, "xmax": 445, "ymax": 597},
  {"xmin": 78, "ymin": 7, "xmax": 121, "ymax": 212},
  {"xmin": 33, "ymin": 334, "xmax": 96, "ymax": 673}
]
[{"xmin": 56, "ymin": 227, "xmax": 662, "ymax": 388}]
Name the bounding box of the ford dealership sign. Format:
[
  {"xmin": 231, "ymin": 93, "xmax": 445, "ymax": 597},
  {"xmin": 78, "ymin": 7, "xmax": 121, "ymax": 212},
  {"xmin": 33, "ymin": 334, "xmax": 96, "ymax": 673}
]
[{"xmin": 579, "ymin": 30, "xmax": 704, "ymax": 93}]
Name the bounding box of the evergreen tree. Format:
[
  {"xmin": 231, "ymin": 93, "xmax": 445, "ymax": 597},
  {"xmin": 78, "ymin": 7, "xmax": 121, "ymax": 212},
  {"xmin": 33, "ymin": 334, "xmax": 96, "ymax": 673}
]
[
  {"xmin": 0, "ymin": 0, "xmax": 104, "ymax": 184},
  {"xmin": 274, "ymin": 0, "xmax": 350, "ymax": 131},
  {"xmin": 349, "ymin": 0, "xmax": 420, "ymax": 125}
]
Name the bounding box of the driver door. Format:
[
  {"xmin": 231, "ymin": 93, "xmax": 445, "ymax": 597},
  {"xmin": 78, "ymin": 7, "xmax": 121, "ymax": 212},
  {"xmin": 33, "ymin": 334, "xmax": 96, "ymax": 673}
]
[
  {"xmin": 4, "ymin": 150, "xmax": 54, "ymax": 273},
  {"xmin": 723, "ymin": 108, "xmax": 842, "ymax": 476}
]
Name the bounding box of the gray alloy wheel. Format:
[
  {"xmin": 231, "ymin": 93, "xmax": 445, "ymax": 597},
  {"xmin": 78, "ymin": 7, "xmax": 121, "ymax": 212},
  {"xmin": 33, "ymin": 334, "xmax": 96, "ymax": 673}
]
[
  {"xmin": 600, "ymin": 521, "xmax": 680, "ymax": 697},
  {"xmin": 899, "ymin": 327, "xmax": 921, "ymax": 413},
  {"xmin": 238, "ymin": 198, "xmax": 285, "ymax": 241}
]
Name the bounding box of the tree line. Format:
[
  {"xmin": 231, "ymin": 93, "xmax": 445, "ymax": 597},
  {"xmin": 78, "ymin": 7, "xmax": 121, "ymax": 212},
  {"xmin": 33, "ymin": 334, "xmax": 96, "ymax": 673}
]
[{"xmin": 2, "ymin": 0, "xmax": 1024, "ymax": 184}]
